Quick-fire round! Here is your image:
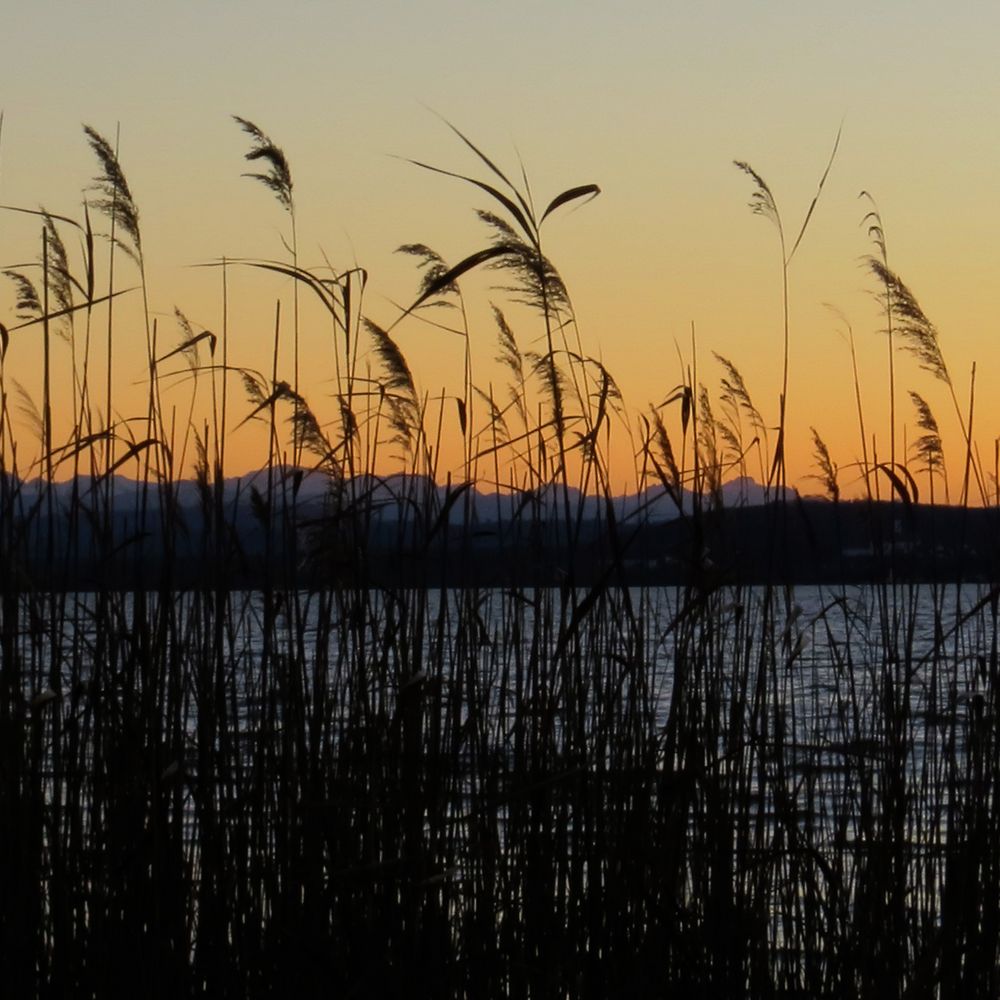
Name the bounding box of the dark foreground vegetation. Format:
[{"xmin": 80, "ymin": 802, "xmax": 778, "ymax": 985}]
[{"xmin": 3, "ymin": 117, "xmax": 1000, "ymax": 997}]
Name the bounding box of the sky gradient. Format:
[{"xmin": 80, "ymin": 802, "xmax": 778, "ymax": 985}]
[{"xmin": 3, "ymin": 2, "xmax": 1000, "ymax": 498}]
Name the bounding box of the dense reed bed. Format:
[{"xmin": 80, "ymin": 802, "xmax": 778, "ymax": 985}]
[{"xmin": 2, "ymin": 120, "xmax": 1000, "ymax": 997}]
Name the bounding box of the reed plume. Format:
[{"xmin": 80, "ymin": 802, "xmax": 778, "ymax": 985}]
[
  {"xmin": 697, "ymin": 384, "xmax": 722, "ymax": 503},
  {"xmin": 734, "ymin": 128, "xmax": 839, "ymax": 489},
  {"xmin": 40, "ymin": 211, "xmax": 74, "ymax": 325},
  {"xmin": 865, "ymin": 247, "xmax": 985, "ymax": 501},
  {"xmin": 1, "ymin": 270, "xmax": 41, "ymax": 320},
  {"xmin": 809, "ymin": 427, "xmax": 840, "ymax": 502},
  {"xmin": 867, "ymin": 258, "xmax": 950, "ymax": 385},
  {"xmin": 909, "ymin": 390, "xmax": 947, "ymax": 501},
  {"xmin": 232, "ymin": 115, "xmax": 302, "ymax": 463},
  {"xmin": 492, "ymin": 305, "xmax": 526, "ymax": 427},
  {"xmin": 232, "ymin": 116, "xmax": 294, "ymax": 213},
  {"xmin": 365, "ymin": 318, "xmax": 419, "ymax": 454},
  {"xmin": 5, "ymin": 115, "xmax": 1000, "ymax": 1000},
  {"xmin": 83, "ymin": 124, "xmax": 141, "ymax": 260},
  {"xmin": 715, "ymin": 352, "xmax": 765, "ymax": 480}
]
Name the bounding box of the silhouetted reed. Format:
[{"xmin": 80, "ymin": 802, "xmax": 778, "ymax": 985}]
[{"xmin": 1, "ymin": 119, "xmax": 999, "ymax": 1000}]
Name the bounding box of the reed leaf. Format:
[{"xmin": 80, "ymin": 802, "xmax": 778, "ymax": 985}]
[
  {"xmin": 785, "ymin": 124, "xmax": 841, "ymax": 264},
  {"xmin": 393, "ymin": 246, "xmax": 512, "ymax": 324},
  {"xmin": 6, "ymin": 287, "xmax": 132, "ymax": 332},
  {"xmin": 876, "ymin": 461, "xmax": 919, "ymax": 508},
  {"xmin": 429, "ymin": 115, "xmax": 537, "ymax": 235},
  {"xmin": 94, "ymin": 437, "xmax": 165, "ymax": 482},
  {"xmin": 400, "ymin": 156, "xmax": 535, "ymax": 244},
  {"xmin": 538, "ymin": 183, "xmax": 601, "ymax": 224},
  {"xmin": 424, "ymin": 480, "xmax": 472, "ymax": 545},
  {"xmin": 156, "ymin": 323, "xmax": 217, "ymax": 368},
  {"xmin": 396, "ymin": 243, "xmax": 459, "ymax": 304}
]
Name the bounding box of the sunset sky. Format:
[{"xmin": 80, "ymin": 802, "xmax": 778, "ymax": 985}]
[{"xmin": 3, "ymin": 2, "xmax": 1000, "ymax": 498}]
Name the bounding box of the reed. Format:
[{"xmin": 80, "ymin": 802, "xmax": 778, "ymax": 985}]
[{"xmin": 0, "ymin": 119, "xmax": 998, "ymax": 999}]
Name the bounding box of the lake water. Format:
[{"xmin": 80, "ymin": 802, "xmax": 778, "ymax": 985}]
[
  {"xmin": 13, "ymin": 578, "xmax": 999, "ymax": 991},
  {"xmin": 22, "ymin": 581, "xmax": 994, "ymax": 797}
]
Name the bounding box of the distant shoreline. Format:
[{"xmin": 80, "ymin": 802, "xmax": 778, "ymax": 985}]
[{"xmin": 5, "ymin": 473, "xmax": 998, "ymax": 589}]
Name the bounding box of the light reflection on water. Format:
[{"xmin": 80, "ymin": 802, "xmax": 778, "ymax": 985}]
[
  {"xmin": 22, "ymin": 582, "xmax": 997, "ymax": 839},
  {"xmin": 15, "ymin": 579, "xmax": 1000, "ymax": 984},
  {"xmin": 27, "ymin": 581, "xmax": 994, "ymax": 717}
]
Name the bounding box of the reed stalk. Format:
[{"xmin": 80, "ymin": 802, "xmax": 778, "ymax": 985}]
[{"xmin": 0, "ymin": 118, "xmax": 997, "ymax": 999}]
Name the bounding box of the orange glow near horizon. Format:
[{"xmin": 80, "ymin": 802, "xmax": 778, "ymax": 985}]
[
  {"xmin": 3, "ymin": 4, "xmax": 1000, "ymax": 504},
  {"xmin": 3, "ymin": 148, "xmax": 998, "ymax": 507}
]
